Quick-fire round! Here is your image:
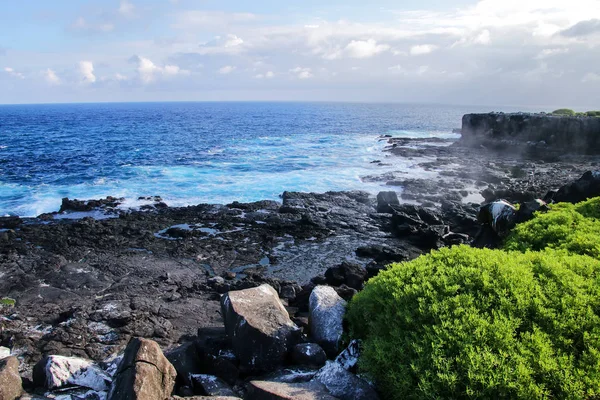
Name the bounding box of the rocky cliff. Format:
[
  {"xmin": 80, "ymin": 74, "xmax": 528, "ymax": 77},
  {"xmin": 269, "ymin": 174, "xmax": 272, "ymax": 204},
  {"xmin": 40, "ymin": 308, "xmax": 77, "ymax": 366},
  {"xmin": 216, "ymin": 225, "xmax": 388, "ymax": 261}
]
[{"xmin": 459, "ymin": 113, "xmax": 600, "ymax": 154}]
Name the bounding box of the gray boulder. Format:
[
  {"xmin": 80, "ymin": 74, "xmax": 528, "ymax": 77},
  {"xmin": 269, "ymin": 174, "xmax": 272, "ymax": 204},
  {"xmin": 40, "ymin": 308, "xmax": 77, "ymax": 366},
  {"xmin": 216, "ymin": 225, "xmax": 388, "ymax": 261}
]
[
  {"xmin": 0, "ymin": 356, "xmax": 22, "ymax": 400},
  {"xmin": 0, "ymin": 346, "xmax": 10, "ymax": 360},
  {"xmin": 190, "ymin": 374, "xmax": 237, "ymax": 397},
  {"xmin": 221, "ymin": 284, "xmax": 299, "ymax": 373},
  {"xmin": 109, "ymin": 337, "xmax": 177, "ymax": 400},
  {"xmin": 309, "ymin": 286, "xmax": 347, "ymax": 356},
  {"xmin": 246, "ymin": 380, "xmax": 338, "ymax": 400},
  {"xmin": 477, "ymin": 199, "xmax": 517, "ymax": 235},
  {"xmin": 291, "ymin": 343, "xmax": 327, "ymax": 368},
  {"xmin": 315, "ymin": 361, "xmax": 379, "ymax": 400},
  {"xmin": 33, "ymin": 355, "xmax": 110, "ymax": 391},
  {"xmin": 376, "ymin": 191, "xmax": 399, "ymax": 213}
]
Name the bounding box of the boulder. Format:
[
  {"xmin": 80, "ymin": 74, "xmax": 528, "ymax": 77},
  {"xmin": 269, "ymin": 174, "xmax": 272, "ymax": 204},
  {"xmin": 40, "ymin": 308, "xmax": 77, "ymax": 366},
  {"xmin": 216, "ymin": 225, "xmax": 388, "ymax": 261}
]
[
  {"xmin": 246, "ymin": 380, "xmax": 339, "ymax": 400},
  {"xmin": 0, "ymin": 346, "xmax": 10, "ymax": 360},
  {"xmin": 547, "ymin": 171, "xmax": 600, "ymax": 203},
  {"xmin": 324, "ymin": 262, "xmax": 367, "ymax": 290},
  {"xmin": 0, "ymin": 356, "xmax": 22, "ymax": 400},
  {"xmin": 315, "ymin": 361, "xmax": 379, "ymax": 400},
  {"xmin": 334, "ymin": 340, "xmax": 360, "ymax": 372},
  {"xmin": 170, "ymin": 397, "xmax": 241, "ymax": 400},
  {"xmin": 516, "ymin": 199, "xmax": 548, "ymax": 222},
  {"xmin": 165, "ymin": 342, "xmax": 204, "ymax": 388},
  {"xmin": 477, "ymin": 199, "xmax": 517, "ymax": 236},
  {"xmin": 108, "ymin": 337, "xmax": 177, "ymax": 400},
  {"xmin": 309, "ymin": 286, "xmax": 347, "ymax": 356},
  {"xmin": 376, "ymin": 191, "xmax": 399, "ymax": 213},
  {"xmin": 291, "ymin": 343, "xmax": 327, "ymax": 368},
  {"xmin": 220, "ymin": 284, "xmax": 299, "ymax": 373},
  {"xmin": 33, "ymin": 355, "xmax": 110, "ymax": 391},
  {"xmin": 190, "ymin": 374, "xmax": 236, "ymax": 397}
]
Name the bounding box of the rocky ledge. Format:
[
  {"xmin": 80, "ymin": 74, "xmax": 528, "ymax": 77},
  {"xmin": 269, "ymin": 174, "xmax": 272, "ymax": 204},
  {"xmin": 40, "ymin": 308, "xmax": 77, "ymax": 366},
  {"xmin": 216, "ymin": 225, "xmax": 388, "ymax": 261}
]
[{"xmin": 459, "ymin": 112, "xmax": 600, "ymax": 155}]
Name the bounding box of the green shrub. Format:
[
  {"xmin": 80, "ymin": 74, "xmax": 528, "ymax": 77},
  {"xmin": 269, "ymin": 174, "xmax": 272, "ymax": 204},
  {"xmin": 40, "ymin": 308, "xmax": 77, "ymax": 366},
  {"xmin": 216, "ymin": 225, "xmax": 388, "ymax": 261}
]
[
  {"xmin": 0, "ymin": 297, "xmax": 15, "ymax": 306},
  {"xmin": 585, "ymin": 111, "xmax": 600, "ymax": 117},
  {"xmin": 504, "ymin": 197, "xmax": 600, "ymax": 258},
  {"xmin": 347, "ymin": 246, "xmax": 600, "ymax": 399},
  {"xmin": 552, "ymin": 108, "xmax": 576, "ymax": 116}
]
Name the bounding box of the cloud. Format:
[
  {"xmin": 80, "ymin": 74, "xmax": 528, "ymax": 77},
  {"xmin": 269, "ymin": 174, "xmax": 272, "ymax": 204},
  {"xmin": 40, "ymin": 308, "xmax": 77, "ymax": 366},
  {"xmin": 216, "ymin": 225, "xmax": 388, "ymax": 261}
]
[
  {"xmin": 4, "ymin": 67, "xmax": 24, "ymax": 79},
  {"xmin": 560, "ymin": 19, "xmax": 600, "ymax": 37},
  {"xmin": 78, "ymin": 61, "xmax": 96, "ymax": 83},
  {"xmin": 173, "ymin": 10, "xmax": 258, "ymax": 29},
  {"xmin": 131, "ymin": 56, "xmax": 189, "ymax": 83},
  {"xmin": 410, "ymin": 44, "xmax": 437, "ymax": 56},
  {"xmin": 582, "ymin": 72, "xmax": 600, "ymax": 82},
  {"xmin": 118, "ymin": 1, "xmax": 135, "ymax": 17},
  {"xmin": 536, "ymin": 48, "xmax": 569, "ymax": 59},
  {"xmin": 290, "ymin": 67, "xmax": 313, "ymax": 79},
  {"xmin": 115, "ymin": 73, "xmax": 128, "ymax": 81},
  {"xmin": 198, "ymin": 34, "xmax": 245, "ymax": 55},
  {"xmin": 71, "ymin": 17, "xmax": 114, "ymax": 33},
  {"xmin": 255, "ymin": 71, "xmax": 275, "ymax": 79},
  {"xmin": 218, "ymin": 65, "xmax": 236, "ymax": 74},
  {"xmin": 45, "ymin": 69, "xmax": 60, "ymax": 85},
  {"xmin": 344, "ymin": 39, "xmax": 390, "ymax": 59}
]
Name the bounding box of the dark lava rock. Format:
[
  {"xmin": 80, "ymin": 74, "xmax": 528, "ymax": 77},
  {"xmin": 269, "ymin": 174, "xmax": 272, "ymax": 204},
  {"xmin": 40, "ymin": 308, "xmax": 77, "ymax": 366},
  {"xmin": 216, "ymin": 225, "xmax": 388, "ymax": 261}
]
[
  {"xmin": 548, "ymin": 171, "xmax": 600, "ymax": 204},
  {"xmin": 376, "ymin": 191, "xmax": 399, "ymax": 213},
  {"xmin": 59, "ymin": 196, "xmax": 123, "ymax": 213},
  {"xmin": 315, "ymin": 361, "xmax": 379, "ymax": 400},
  {"xmin": 220, "ymin": 284, "xmax": 300, "ymax": 373},
  {"xmin": 190, "ymin": 374, "xmax": 237, "ymax": 397},
  {"xmin": 291, "ymin": 343, "xmax": 327, "ymax": 368},
  {"xmin": 516, "ymin": 199, "xmax": 548, "ymax": 223},
  {"xmin": 246, "ymin": 380, "xmax": 337, "ymax": 400},
  {"xmin": 324, "ymin": 262, "xmax": 367, "ymax": 290},
  {"xmin": 477, "ymin": 200, "xmax": 517, "ymax": 236},
  {"xmin": 0, "ymin": 216, "xmax": 22, "ymax": 230}
]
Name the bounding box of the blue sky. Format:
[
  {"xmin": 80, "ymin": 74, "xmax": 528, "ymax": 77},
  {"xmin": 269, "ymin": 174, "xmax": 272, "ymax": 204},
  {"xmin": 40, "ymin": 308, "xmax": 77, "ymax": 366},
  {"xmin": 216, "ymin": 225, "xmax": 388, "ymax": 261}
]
[{"xmin": 1, "ymin": 0, "xmax": 599, "ymax": 106}]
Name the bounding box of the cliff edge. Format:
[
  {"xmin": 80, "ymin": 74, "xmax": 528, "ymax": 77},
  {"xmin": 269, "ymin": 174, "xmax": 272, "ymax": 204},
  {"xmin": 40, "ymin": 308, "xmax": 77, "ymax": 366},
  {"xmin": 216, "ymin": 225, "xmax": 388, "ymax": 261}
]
[{"xmin": 459, "ymin": 112, "xmax": 600, "ymax": 154}]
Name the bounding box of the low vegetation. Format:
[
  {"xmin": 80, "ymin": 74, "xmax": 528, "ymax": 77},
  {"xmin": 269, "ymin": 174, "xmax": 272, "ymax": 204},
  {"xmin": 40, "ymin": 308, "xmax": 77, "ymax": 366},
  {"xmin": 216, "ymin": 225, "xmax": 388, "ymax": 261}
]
[
  {"xmin": 551, "ymin": 109, "xmax": 600, "ymax": 117},
  {"xmin": 0, "ymin": 297, "xmax": 16, "ymax": 307},
  {"xmin": 348, "ymin": 197, "xmax": 600, "ymax": 399}
]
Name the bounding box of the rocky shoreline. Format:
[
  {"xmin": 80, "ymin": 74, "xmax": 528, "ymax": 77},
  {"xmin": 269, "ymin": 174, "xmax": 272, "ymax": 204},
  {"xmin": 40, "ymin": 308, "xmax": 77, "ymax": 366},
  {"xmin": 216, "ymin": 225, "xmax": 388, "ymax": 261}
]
[{"xmin": 2, "ymin": 133, "xmax": 600, "ymax": 399}]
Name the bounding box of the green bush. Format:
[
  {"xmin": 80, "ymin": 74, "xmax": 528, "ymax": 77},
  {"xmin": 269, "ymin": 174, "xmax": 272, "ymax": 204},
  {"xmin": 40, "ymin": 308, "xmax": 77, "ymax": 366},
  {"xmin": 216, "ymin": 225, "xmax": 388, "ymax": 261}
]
[
  {"xmin": 347, "ymin": 246, "xmax": 600, "ymax": 399},
  {"xmin": 552, "ymin": 108, "xmax": 576, "ymax": 116},
  {"xmin": 504, "ymin": 197, "xmax": 600, "ymax": 258}
]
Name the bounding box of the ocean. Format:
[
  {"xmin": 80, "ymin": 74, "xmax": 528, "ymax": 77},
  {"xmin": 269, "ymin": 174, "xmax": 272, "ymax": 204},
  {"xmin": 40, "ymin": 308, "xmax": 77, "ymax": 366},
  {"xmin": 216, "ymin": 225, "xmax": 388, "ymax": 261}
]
[{"xmin": 0, "ymin": 102, "xmax": 529, "ymax": 217}]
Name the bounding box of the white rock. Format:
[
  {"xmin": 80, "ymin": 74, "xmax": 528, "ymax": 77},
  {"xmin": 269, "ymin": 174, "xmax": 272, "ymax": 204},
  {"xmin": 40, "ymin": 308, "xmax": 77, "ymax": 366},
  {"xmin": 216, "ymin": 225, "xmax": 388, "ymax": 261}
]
[
  {"xmin": 0, "ymin": 346, "xmax": 10, "ymax": 359},
  {"xmin": 309, "ymin": 285, "xmax": 347, "ymax": 355},
  {"xmin": 35, "ymin": 355, "xmax": 111, "ymax": 391}
]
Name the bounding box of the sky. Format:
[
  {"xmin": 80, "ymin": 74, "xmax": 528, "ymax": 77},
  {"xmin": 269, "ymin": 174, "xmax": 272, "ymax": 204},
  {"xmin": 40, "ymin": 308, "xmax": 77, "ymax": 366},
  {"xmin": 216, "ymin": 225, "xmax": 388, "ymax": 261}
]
[{"xmin": 1, "ymin": 0, "xmax": 600, "ymax": 107}]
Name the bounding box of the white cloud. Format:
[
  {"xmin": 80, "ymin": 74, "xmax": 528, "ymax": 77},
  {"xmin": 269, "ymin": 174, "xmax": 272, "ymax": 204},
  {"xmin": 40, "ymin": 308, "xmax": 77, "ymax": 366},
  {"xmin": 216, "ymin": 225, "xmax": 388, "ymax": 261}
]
[
  {"xmin": 115, "ymin": 73, "xmax": 128, "ymax": 81},
  {"xmin": 290, "ymin": 67, "xmax": 313, "ymax": 79},
  {"xmin": 255, "ymin": 71, "xmax": 275, "ymax": 79},
  {"xmin": 344, "ymin": 39, "xmax": 390, "ymax": 59},
  {"xmin": 118, "ymin": 1, "xmax": 135, "ymax": 17},
  {"xmin": 224, "ymin": 34, "xmax": 244, "ymax": 47},
  {"xmin": 72, "ymin": 17, "xmax": 114, "ymax": 33},
  {"xmin": 78, "ymin": 61, "xmax": 96, "ymax": 83},
  {"xmin": 4, "ymin": 67, "xmax": 24, "ymax": 79},
  {"xmin": 582, "ymin": 72, "xmax": 600, "ymax": 82},
  {"xmin": 45, "ymin": 69, "xmax": 60, "ymax": 85},
  {"xmin": 410, "ymin": 44, "xmax": 437, "ymax": 56},
  {"xmin": 536, "ymin": 48, "xmax": 570, "ymax": 59},
  {"xmin": 474, "ymin": 30, "xmax": 491, "ymax": 45},
  {"xmin": 133, "ymin": 56, "xmax": 189, "ymax": 83},
  {"xmin": 218, "ymin": 65, "xmax": 236, "ymax": 74}
]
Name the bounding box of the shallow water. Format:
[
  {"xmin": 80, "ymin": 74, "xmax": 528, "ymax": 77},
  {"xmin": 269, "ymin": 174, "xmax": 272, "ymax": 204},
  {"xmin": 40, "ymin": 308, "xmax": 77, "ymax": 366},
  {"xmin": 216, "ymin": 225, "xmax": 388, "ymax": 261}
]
[{"xmin": 0, "ymin": 102, "xmax": 525, "ymax": 217}]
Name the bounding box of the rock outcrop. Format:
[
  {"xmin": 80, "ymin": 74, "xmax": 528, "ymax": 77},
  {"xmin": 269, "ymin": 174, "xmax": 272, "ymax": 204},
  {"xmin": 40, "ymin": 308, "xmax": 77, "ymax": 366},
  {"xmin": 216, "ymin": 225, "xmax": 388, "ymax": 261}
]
[
  {"xmin": 0, "ymin": 356, "xmax": 23, "ymax": 400},
  {"xmin": 32, "ymin": 355, "xmax": 110, "ymax": 391},
  {"xmin": 546, "ymin": 171, "xmax": 600, "ymax": 203},
  {"xmin": 246, "ymin": 380, "xmax": 338, "ymax": 400},
  {"xmin": 109, "ymin": 337, "xmax": 177, "ymax": 400},
  {"xmin": 459, "ymin": 112, "xmax": 600, "ymax": 154},
  {"xmin": 309, "ymin": 286, "xmax": 347, "ymax": 356},
  {"xmin": 221, "ymin": 284, "xmax": 299, "ymax": 373}
]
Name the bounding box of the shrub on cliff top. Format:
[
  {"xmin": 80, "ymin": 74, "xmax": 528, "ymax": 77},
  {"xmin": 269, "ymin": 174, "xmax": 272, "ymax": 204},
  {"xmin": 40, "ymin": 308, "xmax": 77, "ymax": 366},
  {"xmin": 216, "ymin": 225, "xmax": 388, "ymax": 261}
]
[
  {"xmin": 552, "ymin": 108, "xmax": 576, "ymax": 116},
  {"xmin": 347, "ymin": 246, "xmax": 600, "ymax": 400},
  {"xmin": 504, "ymin": 197, "xmax": 600, "ymax": 258}
]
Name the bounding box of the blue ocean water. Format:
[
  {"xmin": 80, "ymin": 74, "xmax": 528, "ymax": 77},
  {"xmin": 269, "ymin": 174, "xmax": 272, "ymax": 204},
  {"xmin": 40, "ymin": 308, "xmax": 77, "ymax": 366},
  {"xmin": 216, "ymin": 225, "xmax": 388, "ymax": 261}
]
[{"xmin": 0, "ymin": 102, "xmax": 523, "ymax": 217}]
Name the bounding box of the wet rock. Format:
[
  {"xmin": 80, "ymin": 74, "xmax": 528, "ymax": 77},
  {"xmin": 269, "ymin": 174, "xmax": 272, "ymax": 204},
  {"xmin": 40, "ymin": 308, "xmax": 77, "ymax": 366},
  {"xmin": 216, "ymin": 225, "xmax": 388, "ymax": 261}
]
[
  {"xmin": 291, "ymin": 343, "xmax": 327, "ymax": 368},
  {"xmin": 309, "ymin": 286, "xmax": 347, "ymax": 357},
  {"xmin": 477, "ymin": 200, "xmax": 517, "ymax": 236},
  {"xmin": 190, "ymin": 374, "xmax": 237, "ymax": 397},
  {"xmin": 33, "ymin": 355, "xmax": 110, "ymax": 391},
  {"xmin": 516, "ymin": 199, "xmax": 548, "ymax": 222},
  {"xmin": 548, "ymin": 171, "xmax": 600, "ymax": 203},
  {"xmin": 335, "ymin": 340, "xmax": 360, "ymax": 372},
  {"xmin": 0, "ymin": 216, "xmax": 22, "ymax": 229},
  {"xmin": 165, "ymin": 342, "xmax": 204, "ymax": 388},
  {"xmin": 376, "ymin": 191, "xmax": 399, "ymax": 213},
  {"xmin": 246, "ymin": 380, "xmax": 338, "ymax": 400},
  {"xmin": 109, "ymin": 337, "xmax": 177, "ymax": 400},
  {"xmin": 355, "ymin": 245, "xmax": 410, "ymax": 263},
  {"xmin": 220, "ymin": 284, "xmax": 299, "ymax": 373},
  {"xmin": 0, "ymin": 356, "xmax": 22, "ymax": 400},
  {"xmin": 333, "ymin": 285, "xmax": 358, "ymax": 302},
  {"xmin": 315, "ymin": 361, "xmax": 379, "ymax": 400},
  {"xmin": 324, "ymin": 262, "xmax": 367, "ymax": 290},
  {"xmin": 59, "ymin": 196, "xmax": 123, "ymax": 213}
]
